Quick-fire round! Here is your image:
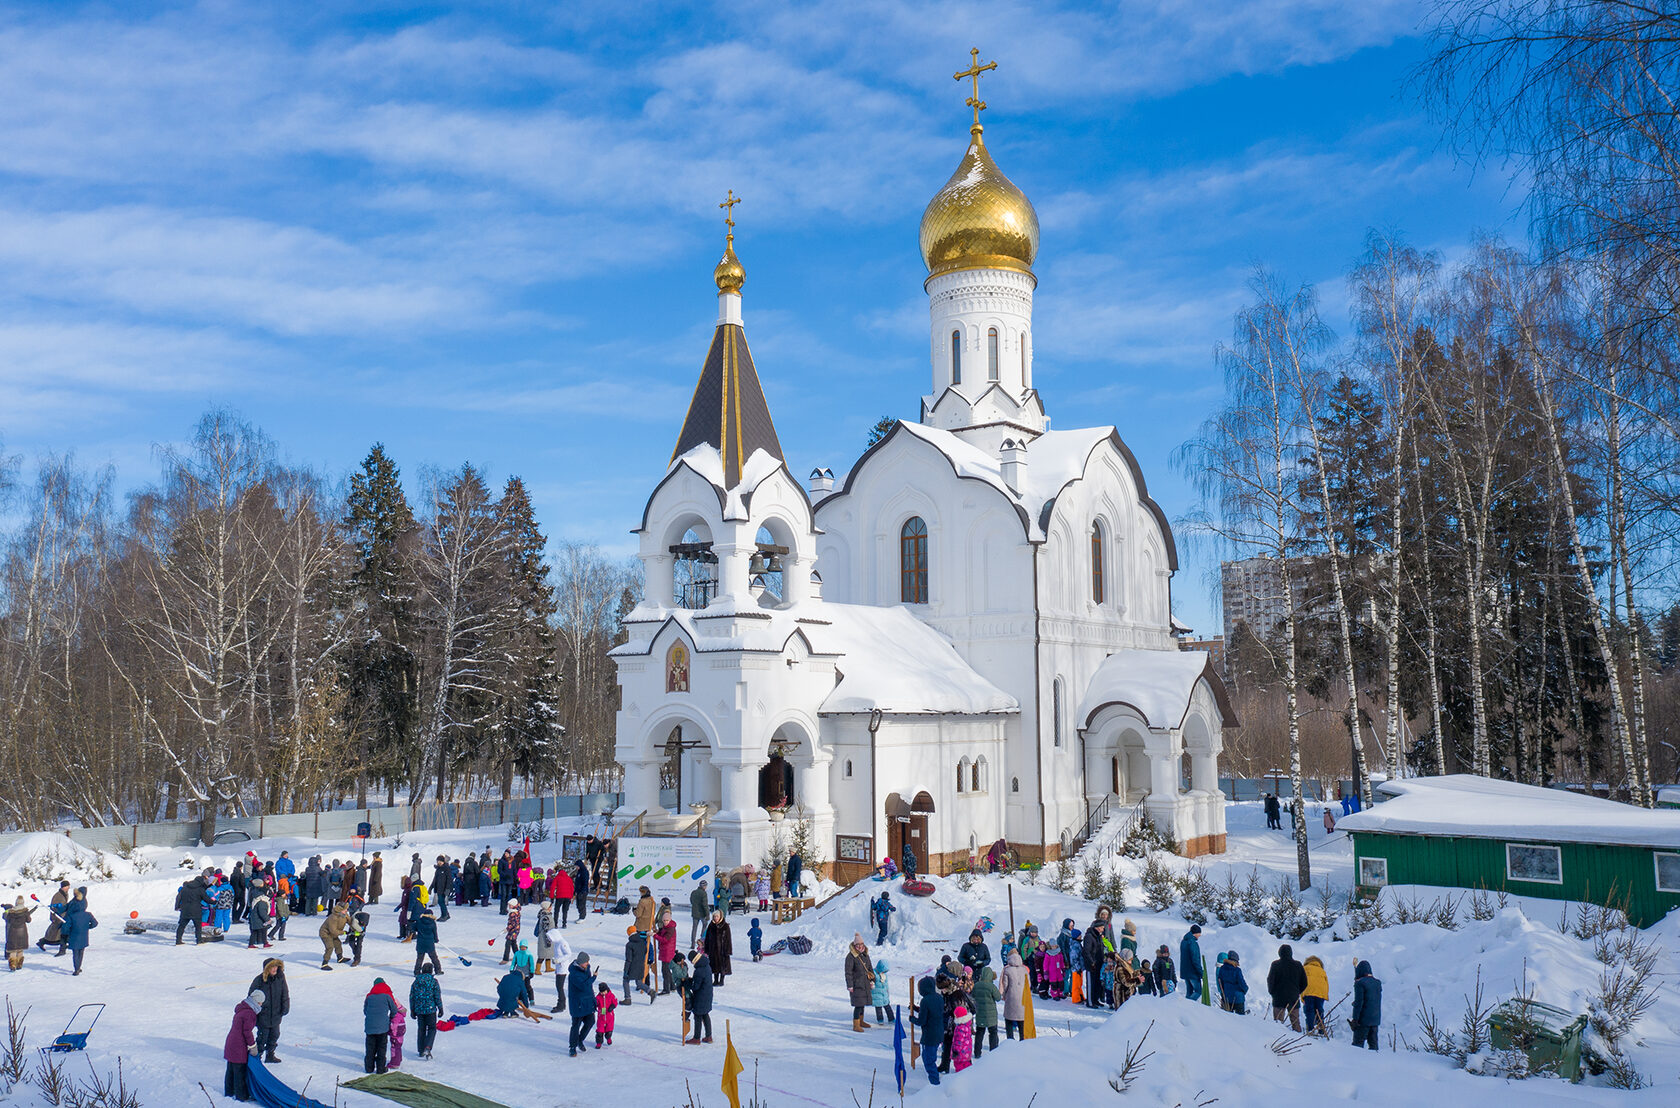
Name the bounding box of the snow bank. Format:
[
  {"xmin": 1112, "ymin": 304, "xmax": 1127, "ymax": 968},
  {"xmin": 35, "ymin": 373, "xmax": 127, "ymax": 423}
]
[{"xmin": 0, "ymin": 832, "xmax": 123, "ymax": 886}]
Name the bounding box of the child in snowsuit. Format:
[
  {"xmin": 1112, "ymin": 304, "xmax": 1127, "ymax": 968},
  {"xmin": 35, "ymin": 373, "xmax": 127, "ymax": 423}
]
[
  {"xmin": 502, "ymin": 903, "xmax": 522, "ymax": 963},
  {"xmin": 347, "ymin": 912, "xmax": 368, "ymax": 967},
  {"xmin": 388, "ymin": 1000, "xmax": 408, "ymax": 1069},
  {"xmin": 951, "ymin": 1004, "xmax": 974, "ymax": 1072},
  {"xmin": 748, "ymin": 918, "xmax": 763, "ymax": 963},
  {"xmin": 1217, "ymin": 951, "xmax": 1249, "ymax": 1014},
  {"xmin": 1040, "ymin": 947, "xmax": 1065, "ymax": 1000},
  {"xmin": 870, "ymin": 958, "xmax": 892, "ymax": 1024},
  {"xmin": 754, "ymin": 873, "xmax": 770, "ymax": 911},
  {"xmin": 594, "ymin": 983, "xmax": 618, "ymax": 1046},
  {"xmin": 1153, "ymin": 946, "xmax": 1177, "ymax": 995},
  {"xmin": 1137, "ymin": 959, "xmax": 1156, "ymax": 996}
]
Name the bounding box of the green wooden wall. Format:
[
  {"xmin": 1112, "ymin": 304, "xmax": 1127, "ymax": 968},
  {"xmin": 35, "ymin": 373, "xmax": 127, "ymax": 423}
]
[{"xmin": 1349, "ymin": 831, "xmax": 1680, "ymax": 927}]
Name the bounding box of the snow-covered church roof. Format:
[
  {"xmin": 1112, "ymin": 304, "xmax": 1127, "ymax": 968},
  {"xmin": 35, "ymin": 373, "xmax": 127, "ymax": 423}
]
[
  {"xmin": 819, "ymin": 420, "xmax": 1177, "ymax": 561},
  {"xmin": 1340, "ymin": 775, "xmax": 1680, "ymax": 849},
  {"xmin": 1075, "ymin": 648, "xmax": 1232, "ymax": 732},
  {"xmin": 613, "ymin": 601, "xmax": 1017, "ymax": 717},
  {"xmin": 640, "ymin": 444, "xmax": 791, "ymax": 528}
]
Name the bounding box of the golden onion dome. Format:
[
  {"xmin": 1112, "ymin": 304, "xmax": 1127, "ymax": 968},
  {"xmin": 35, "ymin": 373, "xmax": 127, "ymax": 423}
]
[
  {"xmin": 714, "ymin": 233, "xmax": 745, "ymax": 293},
  {"xmin": 919, "ymin": 125, "xmax": 1039, "ymax": 280}
]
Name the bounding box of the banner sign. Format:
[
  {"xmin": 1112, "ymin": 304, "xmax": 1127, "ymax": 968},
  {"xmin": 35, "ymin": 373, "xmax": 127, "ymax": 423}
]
[{"xmin": 612, "ymin": 837, "xmax": 716, "ymax": 909}]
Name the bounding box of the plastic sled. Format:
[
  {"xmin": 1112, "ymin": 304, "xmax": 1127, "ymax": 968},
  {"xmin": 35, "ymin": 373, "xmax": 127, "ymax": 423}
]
[{"xmin": 41, "ymin": 1004, "xmax": 104, "ymax": 1054}]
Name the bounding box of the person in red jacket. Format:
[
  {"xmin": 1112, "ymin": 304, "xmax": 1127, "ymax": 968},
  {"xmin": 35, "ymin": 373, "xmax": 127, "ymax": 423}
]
[
  {"xmin": 223, "ymin": 991, "xmax": 264, "ymax": 1102},
  {"xmin": 549, "ymin": 866, "xmax": 576, "ymax": 927},
  {"xmin": 655, "ymin": 914, "xmax": 678, "ymax": 994}
]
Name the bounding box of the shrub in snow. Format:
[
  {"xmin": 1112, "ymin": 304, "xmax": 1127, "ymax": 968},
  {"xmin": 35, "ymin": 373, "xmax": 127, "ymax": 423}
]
[
  {"xmin": 506, "ymin": 820, "xmax": 550, "ymax": 843},
  {"xmin": 1588, "ymin": 929, "xmax": 1660, "ymax": 1050},
  {"xmin": 1081, "ymin": 861, "xmax": 1106, "ymax": 902},
  {"xmin": 789, "ymin": 814, "xmax": 824, "ymax": 869},
  {"xmin": 1270, "ymin": 877, "xmax": 1310, "ymax": 939},
  {"xmin": 1140, "ymin": 853, "xmax": 1175, "ymax": 913},
  {"xmin": 1103, "ymin": 868, "xmax": 1129, "ymax": 912},
  {"xmin": 1175, "ymin": 866, "xmax": 1213, "ymax": 926},
  {"xmin": 954, "ymin": 868, "xmax": 975, "ymax": 892},
  {"xmin": 1603, "ymin": 1045, "xmax": 1649, "ymax": 1089},
  {"xmin": 1050, "ymin": 858, "xmax": 1076, "ymax": 894},
  {"xmin": 1467, "ymin": 886, "xmax": 1505, "ymax": 921},
  {"xmin": 1238, "ymin": 866, "xmax": 1268, "ymax": 927},
  {"xmin": 178, "ymin": 853, "xmax": 197, "ymax": 870},
  {"xmin": 1215, "ymin": 873, "xmax": 1243, "ymax": 927},
  {"xmin": 1431, "ymin": 893, "xmax": 1462, "ymax": 931}
]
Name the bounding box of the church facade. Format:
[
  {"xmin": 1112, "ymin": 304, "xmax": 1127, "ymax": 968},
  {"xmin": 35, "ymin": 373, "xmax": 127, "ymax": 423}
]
[{"xmin": 612, "ymin": 80, "xmax": 1231, "ymax": 879}]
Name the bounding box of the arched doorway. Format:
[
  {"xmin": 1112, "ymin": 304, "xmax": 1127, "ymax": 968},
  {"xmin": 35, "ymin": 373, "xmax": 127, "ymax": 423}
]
[
  {"xmin": 758, "ymin": 753, "xmax": 795, "ymax": 808},
  {"xmin": 885, "ymin": 790, "xmax": 935, "ymax": 873}
]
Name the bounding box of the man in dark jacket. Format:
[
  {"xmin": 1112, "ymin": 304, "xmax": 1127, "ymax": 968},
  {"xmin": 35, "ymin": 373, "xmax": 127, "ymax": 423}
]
[
  {"xmin": 412, "ymin": 908, "xmax": 443, "ymax": 975},
  {"xmin": 1266, "ymin": 944, "xmax": 1308, "ymax": 1031},
  {"xmin": 1081, "ymin": 921, "xmax": 1111, "ymax": 1008},
  {"xmin": 572, "ymin": 859, "xmax": 589, "ymax": 920},
  {"xmin": 230, "ymin": 862, "xmax": 248, "ymax": 924},
  {"xmin": 37, "ymin": 880, "xmax": 70, "ymax": 954},
  {"xmin": 901, "ymin": 843, "xmax": 918, "ymax": 881},
  {"xmin": 623, "ymin": 927, "xmax": 655, "ymax": 1003},
  {"xmin": 461, "ymin": 855, "xmax": 479, "ymax": 908},
  {"xmin": 247, "ymin": 958, "xmax": 290, "ymax": 1063},
  {"xmin": 299, "ymin": 859, "xmax": 323, "ymax": 916},
  {"xmin": 1264, "ymin": 793, "xmax": 1282, "ymax": 830},
  {"xmin": 568, "ymin": 953, "xmax": 598, "ymax": 1055},
  {"xmin": 1179, "ymin": 925, "xmax": 1203, "ymax": 1002},
  {"xmin": 1350, "ymin": 960, "xmax": 1382, "ymax": 1050},
  {"xmin": 785, "ymin": 852, "xmax": 803, "ymax": 900},
  {"xmin": 430, "ymin": 857, "xmax": 452, "ymax": 922},
  {"xmin": 684, "ymin": 951, "xmax": 715, "ymax": 1045},
  {"xmin": 958, "ymin": 928, "xmax": 992, "ymax": 976},
  {"xmin": 689, "ymin": 882, "xmax": 710, "ymax": 948},
  {"xmin": 367, "ymin": 853, "xmax": 384, "ymax": 905},
  {"xmin": 915, "ymin": 976, "xmax": 945, "ymax": 1085},
  {"xmin": 175, "ymin": 873, "xmax": 209, "ymax": 945}
]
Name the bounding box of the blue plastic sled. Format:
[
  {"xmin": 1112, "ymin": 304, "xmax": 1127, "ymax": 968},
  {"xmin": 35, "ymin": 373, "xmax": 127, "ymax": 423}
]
[{"xmin": 41, "ymin": 1004, "xmax": 103, "ymax": 1055}]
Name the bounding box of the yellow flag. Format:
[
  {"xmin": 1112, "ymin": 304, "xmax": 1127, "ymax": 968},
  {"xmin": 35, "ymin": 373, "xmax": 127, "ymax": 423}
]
[
  {"xmin": 1023, "ymin": 981, "xmax": 1037, "ymax": 1040},
  {"xmin": 722, "ymin": 1021, "xmax": 745, "ymax": 1108}
]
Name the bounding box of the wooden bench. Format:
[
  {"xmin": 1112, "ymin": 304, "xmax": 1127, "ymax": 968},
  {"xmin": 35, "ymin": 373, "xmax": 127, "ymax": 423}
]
[{"xmin": 771, "ymin": 896, "xmax": 815, "ymax": 924}]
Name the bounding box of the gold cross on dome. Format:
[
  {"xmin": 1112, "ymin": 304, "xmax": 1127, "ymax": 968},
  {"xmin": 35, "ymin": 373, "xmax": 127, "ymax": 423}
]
[
  {"xmin": 954, "ymin": 47, "xmax": 997, "ymax": 128},
  {"xmin": 719, "ymin": 189, "xmax": 742, "ymax": 233}
]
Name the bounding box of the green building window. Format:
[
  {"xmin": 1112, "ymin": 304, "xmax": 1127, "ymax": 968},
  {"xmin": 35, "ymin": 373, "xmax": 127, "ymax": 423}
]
[
  {"xmin": 1506, "ymin": 843, "xmax": 1562, "ymax": 884},
  {"xmin": 1357, "ymin": 857, "xmax": 1388, "ymax": 887},
  {"xmin": 1656, "ymin": 852, "xmax": 1680, "ymax": 893}
]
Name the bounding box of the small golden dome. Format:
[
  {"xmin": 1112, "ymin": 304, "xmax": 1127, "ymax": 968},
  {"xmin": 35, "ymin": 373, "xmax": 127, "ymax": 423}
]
[
  {"xmin": 714, "ymin": 233, "xmax": 745, "ymax": 294},
  {"xmin": 919, "ymin": 125, "xmax": 1039, "ymax": 280}
]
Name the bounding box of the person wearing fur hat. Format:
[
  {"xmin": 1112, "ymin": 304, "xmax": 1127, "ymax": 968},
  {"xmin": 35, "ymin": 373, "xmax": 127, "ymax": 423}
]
[
  {"xmin": 844, "ymin": 935, "xmax": 875, "ymax": 1032},
  {"xmin": 4, "ymin": 897, "xmax": 36, "ymax": 971},
  {"xmin": 703, "ymin": 909, "xmax": 733, "ymax": 987},
  {"xmin": 1119, "ymin": 918, "xmax": 1138, "ymax": 964},
  {"xmin": 223, "ymin": 990, "xmax": 263, "ymax": 1101},
  {"xmin": 958, "ymin": 928, "xmax": 992, "ymax": 974},
  {"xmin": 247, "ymin": 958, "xmax": 290, "ymax": 1063}
]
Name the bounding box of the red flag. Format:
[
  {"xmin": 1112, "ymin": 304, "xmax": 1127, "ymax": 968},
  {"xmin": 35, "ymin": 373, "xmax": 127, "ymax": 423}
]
[{"xmin": 523, "ymin": 836, "xmax": 531, "ymax": 859}]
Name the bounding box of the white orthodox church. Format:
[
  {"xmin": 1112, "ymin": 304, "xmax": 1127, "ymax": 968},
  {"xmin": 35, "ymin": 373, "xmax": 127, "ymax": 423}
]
[{"xmin": 612, "ymin": 73, "xmax": 1232, "ymax": 879}]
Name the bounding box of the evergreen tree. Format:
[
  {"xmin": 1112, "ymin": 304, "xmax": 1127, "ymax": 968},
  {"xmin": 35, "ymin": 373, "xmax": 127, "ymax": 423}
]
[
  {"xmin": 492, "ymin": 476, "xmax": 562, "ymax": 797},
  {"xmin": 341, "ymin": 444, "xmax": 421, "ymax": 805},
  {"xmin": 867, "ymin": 416, "xmax": 896, "ymax": 447}
]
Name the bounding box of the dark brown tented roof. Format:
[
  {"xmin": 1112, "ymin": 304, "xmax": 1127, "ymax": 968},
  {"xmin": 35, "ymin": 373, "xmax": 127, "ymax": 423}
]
[{"xmin": 670, "ymin": 323, "xmax": 784, "ymax": 488}]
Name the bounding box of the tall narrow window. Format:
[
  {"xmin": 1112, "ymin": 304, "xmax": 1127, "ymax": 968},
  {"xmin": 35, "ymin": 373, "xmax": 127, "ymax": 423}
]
[
  {"xmin": 950, "ymin": 330, "xmax": 962, "ymax": 385},
  {"xmin": 1091, "ymin": 521, "xmax": 1106, "ymax": 604},
  {"xmin": 1021, "ymin": 340, "xmax": 1027, "ymax": 383},
  {"xmin": 987, "ymin": 328, "xmax": 999, "ymax": 381},
  {"xmin": 900, "ymin": 516, "xmax": 929, "ymax": 604},
  {"xmin": 1052, "ymin": 678, "xmax": 1065, "ymax": 748}
]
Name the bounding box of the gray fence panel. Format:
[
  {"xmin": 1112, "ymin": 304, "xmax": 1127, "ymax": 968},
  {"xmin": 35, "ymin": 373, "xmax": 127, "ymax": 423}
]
[{"xmin": 65, "ymin": 826, "xmax": 131, "ymax": 853}]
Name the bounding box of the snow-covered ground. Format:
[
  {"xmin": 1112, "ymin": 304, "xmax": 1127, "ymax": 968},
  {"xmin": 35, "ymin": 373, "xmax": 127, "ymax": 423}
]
[{"xmin": 0, "ymin": 803, "xmax": 1673, "ymax": 1106}]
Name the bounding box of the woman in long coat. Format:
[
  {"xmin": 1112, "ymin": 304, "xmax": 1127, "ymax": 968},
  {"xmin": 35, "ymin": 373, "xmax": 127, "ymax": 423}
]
[
  {"xmin": 4, "ymin": 897, "xmax": 36, "ymax": 970},
  {"xmin": 843, "ymin": 935, "xmax": 875, "ymax": 1031},
  {"xmin": 999, "ymin": 951, "xmax": 1030, "ymax": 1040},
  {"xmin": 534, "ymin": 902, "xmax": 556, "ymax": 974},
  {"xmin": 702, "ymin": 909, "xmax": 733, "ymax": 987}
]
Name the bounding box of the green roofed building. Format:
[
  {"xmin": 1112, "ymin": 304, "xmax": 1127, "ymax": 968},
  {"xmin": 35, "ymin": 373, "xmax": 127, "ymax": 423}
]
[{"xmin": 1340, "ymin": 775, "xmax": 1680, "ymax": 927}]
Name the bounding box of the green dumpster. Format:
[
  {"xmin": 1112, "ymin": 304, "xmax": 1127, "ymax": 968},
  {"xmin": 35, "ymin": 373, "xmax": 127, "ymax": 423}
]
[{"xmin": 1488, "ymin": 998, "xmax": 1588, "ymax": 1082}]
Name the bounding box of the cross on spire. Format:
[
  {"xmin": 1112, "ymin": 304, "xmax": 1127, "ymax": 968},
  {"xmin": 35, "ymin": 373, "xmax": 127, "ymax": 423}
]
[
  {"xmin": 720, "ymin": 189, "xmax": 742, "ymax": 240},
  {"xmin": 953, "ymin": 47, "xmax": 997, "ymax": 130}
]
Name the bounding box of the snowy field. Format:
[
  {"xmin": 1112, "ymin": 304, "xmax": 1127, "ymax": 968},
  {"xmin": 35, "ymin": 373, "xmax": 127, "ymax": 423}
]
[{"xmin": 0, "ymin": 802, "xmax": 1674, "ymax": 1106}]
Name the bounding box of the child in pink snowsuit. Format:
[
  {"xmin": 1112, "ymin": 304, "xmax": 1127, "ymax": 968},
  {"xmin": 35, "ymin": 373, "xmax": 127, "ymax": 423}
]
[
  {"xmin": 1041, "ymin": 951, "xmax": 1066, "ymax": 1001},
  {"xmin": 594, "ymin": 983, "xmax": 618, "ymax": 1047},
  {"xmin": 952, "ymin": 1004, "xmax": 974, "ymax": 1071},
  {"xmin": 388, "ymin": 1002, "xmax": 408, "ymax": 1069}
]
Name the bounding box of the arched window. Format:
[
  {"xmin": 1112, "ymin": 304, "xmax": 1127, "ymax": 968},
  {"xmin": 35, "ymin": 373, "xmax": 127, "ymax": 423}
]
[
  {"xmin": 844, "ymin": 759, "xmax": 853, "ymax": 779},
  {"xmin": 1021, "ymin": 339, "xmax": 1027, "ymax": 382},
  {"xmin": 1052, "ymin": 678, "xmax": 1064, "ymax": 748},
  {"xmin": 1011, "ymin": 776, "xmax": 1020, "ymax": 793},
  {"xmin": 956, "ymin": 757, "xmax": 969, "ymax": 794},
  {"xmin": 900, "ymin": 517, "xmax": 929, "ymax": 604},
  {"xmin": 973, "ymin": 756, "xmax": 987, "ymax": 793},
  {"xmin": 987, "ymin": 328, "xmax": 999, "ymax": 381},
  {"xmin": 1091, "ymin": 520, "xmax": 1106, "ymax": 605},
  {"xmin": 951, "ymin": 330, "xmax": 962, "ymax": 385}
]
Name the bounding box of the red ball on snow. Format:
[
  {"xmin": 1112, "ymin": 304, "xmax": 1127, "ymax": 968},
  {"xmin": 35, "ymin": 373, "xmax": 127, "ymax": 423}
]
[{"xmin": 129, "ymin": 911, "xmax": 139, "ymax": 919}]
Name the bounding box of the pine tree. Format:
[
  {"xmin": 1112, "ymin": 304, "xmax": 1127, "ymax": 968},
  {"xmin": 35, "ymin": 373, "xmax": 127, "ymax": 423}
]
[
  {"xmin": 492, "ymin": 476, "xmax": 562, "ymax": 798},
  {"xmin": 341, "ymin": 444, "xmax": 421, "ymax": 805},
  {"xmin": 867, "ymin": 416, "xmax": 896, "ymax": 447}
]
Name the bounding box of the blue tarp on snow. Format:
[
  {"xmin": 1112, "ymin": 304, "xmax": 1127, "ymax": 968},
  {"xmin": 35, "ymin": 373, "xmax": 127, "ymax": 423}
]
[{"xmin": 248, "ymin": 1057, "xmax": 331, "ymax": 1108}]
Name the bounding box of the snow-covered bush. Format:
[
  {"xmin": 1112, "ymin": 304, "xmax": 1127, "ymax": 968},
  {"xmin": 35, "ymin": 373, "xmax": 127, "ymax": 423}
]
[
  {"xmin": 1050, "ymin": 858, "xmax": 1076, "ymax": 894},
  {"xmin": 1081, "ymin": 862, "xmax": 1106, "ymax": 902},
  {"xmin": 1175, "ymin": 866, "xmax": 1213, "ymax": 926},
  {"xmin": 506, "ymin": 820, "xmax": 550, "ymax": 843},
  {"xmin": 1140, "ymin": 853, "xmax": 1174, "ymax": 912},
  {"xmin": 1467, "ymin": 886, "xmax": 1505, "ymax": 921},
  {"xmin": 1238, "ymin": 867, "xmax": 1268, "ymax": 927},
  {"xmin": 1345, "ymin": 896, "xmax": 1387, "ymax": 938},
  {"xmin": 1120, "ymin": 814, "xmax": 1178, "ymax": 859},
  {"xmin": 789, "ymin": 815, "xmax": 824, "ymax": 870},
  {"xmin": 953, "ymin": 868, "xmax": 975, "ymax": 892},
  {"xmin": 1270, "ymin": 877, "xmax": 1310, "ymax": 939},
  {"xmin": 1103, "ymin": 868, "xmax": 1129, "ymax": 912},
  {"xmin": 1431, "ymin": 893, "xmax": 1461, "ymax": 931},
  {"xmin": 1215, "ymin": 873, "xmax": 1243, "ymax": 927}
]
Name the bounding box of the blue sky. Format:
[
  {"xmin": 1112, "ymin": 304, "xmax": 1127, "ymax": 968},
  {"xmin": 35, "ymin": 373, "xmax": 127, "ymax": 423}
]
[{"xmin": 0, "ymin": 0, "xmax": 1522, "ymax": 632}]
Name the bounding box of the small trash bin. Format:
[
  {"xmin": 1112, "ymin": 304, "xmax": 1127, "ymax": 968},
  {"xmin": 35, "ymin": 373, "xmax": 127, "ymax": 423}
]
[{"xmin": 1489, "ymin": 998, "xmax": 1588, "ymax": 1082}]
